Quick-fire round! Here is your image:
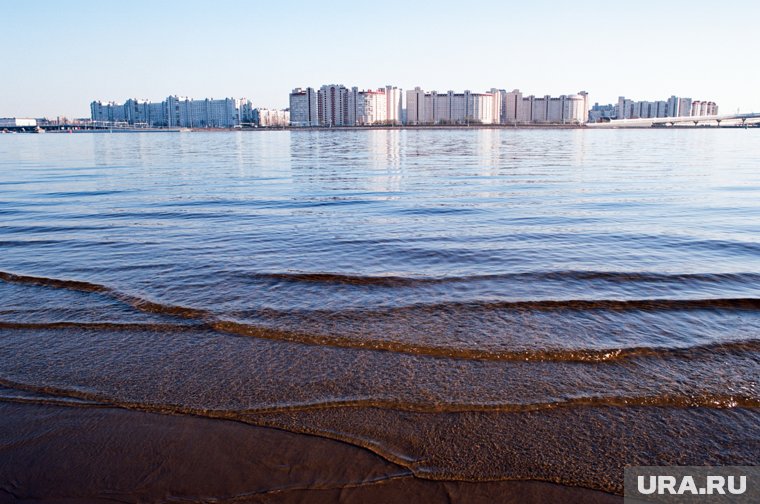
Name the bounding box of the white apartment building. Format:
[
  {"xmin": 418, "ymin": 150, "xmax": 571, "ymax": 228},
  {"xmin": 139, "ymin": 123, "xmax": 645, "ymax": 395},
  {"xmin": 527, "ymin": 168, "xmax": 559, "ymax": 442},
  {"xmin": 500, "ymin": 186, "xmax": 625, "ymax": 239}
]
[
  {"xmin": 678, "ymin": 97, "xmax": 693, "ymax": 116},
  {"xmin": 92, "ymin": 96, "xmax": 248, "ymax": 127},
  {"xmin": 289, "ymin": 87, "xmax": 318, "ymax": 127},
  {"xmin": 666, "ymin": 96, "xmax": 693, "ymax": 118},
  {"xmin": 124, "ymin": 99, "xmax": 166, "ymax": 126},
  {"xmin": 293, "ymin": 85, "xmax": 402, "ymax": 126},
  {"xmin": 504, "ymin": 90, "xmax": 588, "ymax": 124},
  {"xmin": 631, "ymin": 101, "xmax": 668, "ymax": 119},
  {"xmin": 90, "ymin": 101, "xmax": 127, "ymax": 123},
  {"xmin": 468, "ymin": 92, "xmax": 496, "ymax": 124},
  {"xmin": 691, "ymin": 100, "xmax": 718, "ymax": 116},
  {"xmin": 626, "ymin": 99, "xmax": 668, "ymax": 119},
  {"xmin": 405, "ymin": 88, "xmax": 496, "ymax": 125},
  {"xmin": 240, "ymin": 101, "xmax": 256, "ymax": 124},
  {"xmin": 348, "ymin": 88, "xmax": 390, "ymax": 125},
  {"xmin": 168, "ymin": 97, "xmax": 242, "ymax": 128},
  {"xmin": 255, "ymin": 108, "xmax": 290, "ymax": 127},
  {"xmin": 406, "ymin": 87, "xmax": 426, "ymax": 124},
  {"xmin": 318, "ymin": 84, "xmax": 349, "ymax": 126},
  {"xmin": 617, "ymin": 95, "xmax": 717, "ymax": 119},
  {"xmin": 385, "ymin": 86, "xmax": 403, "ymax": 125},
  {"xmin": 490, "ymin": 88, "xmax": 507, "ymax": 124}
]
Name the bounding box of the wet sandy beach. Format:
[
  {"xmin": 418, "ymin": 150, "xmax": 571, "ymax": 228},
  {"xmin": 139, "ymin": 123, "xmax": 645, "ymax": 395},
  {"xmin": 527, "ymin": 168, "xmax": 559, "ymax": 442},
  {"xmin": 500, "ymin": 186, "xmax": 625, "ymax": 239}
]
[{"xmin": 0, "ymin": 402, "xmax": 621, "ymax": 503}]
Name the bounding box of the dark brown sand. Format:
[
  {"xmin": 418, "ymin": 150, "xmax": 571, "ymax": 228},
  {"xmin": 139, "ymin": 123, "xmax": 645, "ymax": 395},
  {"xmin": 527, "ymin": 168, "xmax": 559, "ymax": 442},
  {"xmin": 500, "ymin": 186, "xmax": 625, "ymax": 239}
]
[{"xmin": 0, "ymin": 402, "xmax": 620, "ymax": 503}]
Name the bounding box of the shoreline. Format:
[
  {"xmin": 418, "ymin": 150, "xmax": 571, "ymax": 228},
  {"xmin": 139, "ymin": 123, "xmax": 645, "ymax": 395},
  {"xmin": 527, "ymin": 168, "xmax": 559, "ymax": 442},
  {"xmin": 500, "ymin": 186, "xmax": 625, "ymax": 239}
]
[
  {"xmin": 201, "ymin": 123, "xmax": 755, "ymax": 132},
  {"xmin": 0, "ymin": 401, "xmax": 621, "ymax": 503},
  {"xmin": 11, "ymin": 122, "xmax": 755, "ymax": 134}
]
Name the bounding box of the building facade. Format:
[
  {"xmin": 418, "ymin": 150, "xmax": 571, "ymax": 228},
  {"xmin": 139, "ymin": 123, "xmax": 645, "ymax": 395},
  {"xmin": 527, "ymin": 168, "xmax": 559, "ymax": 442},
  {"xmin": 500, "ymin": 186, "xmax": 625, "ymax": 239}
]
[
  {"xmin": 616, "ymin": 95, "xmax": 717, "ymax": 119},
  {"xmin": 91, "ymin": 96, "xmax": 249, "ymax": 127},
  {"xmin": 503, "ymin": 90, "xmax": 588, "ymax": 124},
  {"xmin": 123, "ymin": 99, "xmax": 166, "ymax": 126},
  {"xmin": 90, "ymin": 101, "xmax": 127, "ymax": 123},
  {"xmin": 588, "ymin": 103, "xmax": 616, "ymax": 122},
  {"xmin": 254, "ymin": 108, "xmax": 290, "ymax": 127},
  {"xmin": 0, "ymin": 118, "xmax": 37, "ymax": 127},
  {"xmin": 384, "ymin": 85, "xmax": 403, "ymax": 125},
  {"xmin": 405, "ymin": 88, "xmax": 497, "ymax": 125},
  {"xmin": 318, "ymin": 84, "xmax": 349, "ymax": 126},
  {"xmin": 691, "ymin": 100, "xmax": 718, "ymax": 116},
  {"xmin": 289, "ymin": 87, "xmax": 318, "ymax": 126},
  {"xmin": 666, "ymin": 96, "xmax": 694, "ymax": 118},
  {"xmin": 490, "ymin": 88, "xmax": 507, "ymax": 124},
  {"xmin": 348, "ymin": 88, "xmax": 391, "ymax": 125}
]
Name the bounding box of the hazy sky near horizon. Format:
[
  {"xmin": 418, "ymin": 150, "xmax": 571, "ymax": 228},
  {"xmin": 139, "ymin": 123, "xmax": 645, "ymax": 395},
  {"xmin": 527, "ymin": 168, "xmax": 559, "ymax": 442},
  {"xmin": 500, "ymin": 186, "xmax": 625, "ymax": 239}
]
[{"xmin": 2, "ymin": 0, "xmax": 759, "ymax": 118}]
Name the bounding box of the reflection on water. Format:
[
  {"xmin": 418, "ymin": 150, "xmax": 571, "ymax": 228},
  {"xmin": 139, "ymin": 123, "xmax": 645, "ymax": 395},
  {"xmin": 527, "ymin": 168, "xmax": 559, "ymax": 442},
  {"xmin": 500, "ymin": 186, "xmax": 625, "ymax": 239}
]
[{"xmin": 0, "ymin": 129, "xmax": 758, "ymax": 493}]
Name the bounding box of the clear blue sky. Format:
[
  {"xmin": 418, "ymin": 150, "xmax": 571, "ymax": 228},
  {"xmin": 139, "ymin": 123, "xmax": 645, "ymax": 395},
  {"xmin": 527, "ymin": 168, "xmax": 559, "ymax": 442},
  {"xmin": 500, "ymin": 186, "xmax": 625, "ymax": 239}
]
[{"xmin": 2, "ymin": 0, "xmax": 758, "ymax": 118}]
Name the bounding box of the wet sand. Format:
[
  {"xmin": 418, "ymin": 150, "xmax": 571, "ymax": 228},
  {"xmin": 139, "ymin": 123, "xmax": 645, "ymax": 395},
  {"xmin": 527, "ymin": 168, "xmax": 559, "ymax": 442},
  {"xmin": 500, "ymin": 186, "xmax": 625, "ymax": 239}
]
[{"xmin": 0, "ymin": 402, "xmax": 620, "ymax": 503}]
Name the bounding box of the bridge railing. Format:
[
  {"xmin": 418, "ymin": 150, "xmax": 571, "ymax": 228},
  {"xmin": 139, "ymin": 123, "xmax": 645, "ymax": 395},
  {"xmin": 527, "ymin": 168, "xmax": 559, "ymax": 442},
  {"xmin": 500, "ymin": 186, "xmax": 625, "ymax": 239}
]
[{"xmin": 591, "ymin": 112, "xmax": 760, "ymax": 127}]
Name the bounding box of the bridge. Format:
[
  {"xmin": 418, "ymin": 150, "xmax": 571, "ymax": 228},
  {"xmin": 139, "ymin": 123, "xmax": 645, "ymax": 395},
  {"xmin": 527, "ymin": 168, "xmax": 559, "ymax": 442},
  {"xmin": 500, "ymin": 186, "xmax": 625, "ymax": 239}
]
[{"xmin": 588, "ymin": 112, "xmax": 760, "ymax": 128}]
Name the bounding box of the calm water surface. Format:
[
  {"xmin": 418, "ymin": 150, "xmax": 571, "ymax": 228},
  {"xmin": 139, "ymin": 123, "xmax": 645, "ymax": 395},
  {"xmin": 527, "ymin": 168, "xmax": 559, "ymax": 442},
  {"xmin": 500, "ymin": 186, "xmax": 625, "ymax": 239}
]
[{"xmin": 1, "ymin": 129, "xmax": 758, "ymax": 493}]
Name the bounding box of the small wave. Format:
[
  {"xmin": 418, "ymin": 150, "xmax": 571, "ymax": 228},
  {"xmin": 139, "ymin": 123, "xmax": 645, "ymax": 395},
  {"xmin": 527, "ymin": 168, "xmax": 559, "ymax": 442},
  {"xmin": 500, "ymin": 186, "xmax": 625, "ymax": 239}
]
[
  {"xmin": 0, "ymin": 377, "xmax": 756, "ymax": 416},
  {"xmin": 250, "ymin": 270, "xmax": 760, "ymax": 288},
  {"xmin": 0, "ymin": 321, "xmax": 203, "ymax": 332},
  {"xmin": 0, "ymin": 271, "xmax": 111, "ymax": 294},
  {"xmin": 1, "ymin": 319, "xmax": 759, "ymax": 364},
  {"xmin": 210, "ymin": 322, "xmax": 760, "ymax": 362},
  {"xmin": 242, "ymin": 393, "xmax": 760, "ymax": 413},
  {"xmin": 257, "ymin": 272, "xmax": 432, "ymax": 287},
  {"xmin": 0, "ymin": 385, "xmax": 109, "ymax": 408},
  {"xmin": 0, "ymin": 240, "xmax": 62, "ymax": 247},
  {"xmin": 7, "ymin": 268, "xmax": 760, "ymax": 300},
  {"xmin": 1, "ymin": 225, "xmax": 114, "ymax": 234},
  {"xmin": 0, "ymin": 271, "xmax": 209, "ymax": 319},
  {"xmin": 451, "ymin": 297, "xmax": 760, "ymax": 311},
  {"xmin": 42, "ymin": 190, "xmax": 129, "ymax": 198},
  {"xmin": 2, "ymin": 270, "xmax": 758, "ymax": 361},
  {"xmin": 683, "ymin": 238, "xmax": 760, "ymax": 256}
]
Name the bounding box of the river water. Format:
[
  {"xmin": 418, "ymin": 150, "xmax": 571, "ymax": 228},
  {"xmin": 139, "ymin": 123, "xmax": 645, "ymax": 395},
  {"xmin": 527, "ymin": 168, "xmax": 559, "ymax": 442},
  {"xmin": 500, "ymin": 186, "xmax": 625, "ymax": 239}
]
[{"xmin": 1, "ymin": 128, "xmax": 758, "ymax": 494}]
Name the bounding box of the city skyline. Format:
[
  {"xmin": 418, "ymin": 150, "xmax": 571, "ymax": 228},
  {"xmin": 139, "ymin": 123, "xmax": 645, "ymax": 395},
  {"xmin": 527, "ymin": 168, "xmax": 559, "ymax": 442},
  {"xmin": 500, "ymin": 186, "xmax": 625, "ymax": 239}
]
[
  {"xmin": 84, "ymin": 86, "xmax": 723, "ymax": 128},
  {"xmin": 2, "ymin": 0, "xmax": 759, "ymax": 118}
]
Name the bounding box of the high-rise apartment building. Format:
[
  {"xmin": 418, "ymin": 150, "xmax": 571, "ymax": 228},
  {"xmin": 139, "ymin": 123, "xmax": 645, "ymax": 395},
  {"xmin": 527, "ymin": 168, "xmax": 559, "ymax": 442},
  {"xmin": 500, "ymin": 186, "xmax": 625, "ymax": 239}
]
[
  {"xmin": 616, "ymin": 95, "xmax": 716, "ymax": 119},
  {"xmin": 406, "ymin": 87, "xmax": 426, "ymax": 125},
  {"xmin": 404, "ymin": 88, "xmax": 496, "ymax": 125},
  {"xmin": 318, "ymin": 84, "xmax": 349, "ymax": 126},
  {"xmin": 666, "ymin": 96, "xmax": 689, "ymax": 117},
  {"xmin": 691, "ymin": 101, "xmax": 719, "ymax": 116},
  {"xmin": 293, "ymin": 85, "xmax": 402, "ymax": 126},
  {"xmin": 123, "ymin": 99, "xmax": 166, "ymax": 126},
  {"xmin": 504, "ymin": 89, "xmax": 522, "ymax": 123},
  {"xmin": 289, "ymin": 87, "xmax": 318, "ymax": 127},
  {"xmin": 347, "ymin": 88, "xmax": 389, "ymax": 125},
  {"xmin": 490, "ymin": 88, "xmax": 507, "ymax": 124},
  {"xmin": 384, "ymin": 86, "xmax": 403, "ymax": 125},
  {"xmin": 503, "ymin": 90, "xmax": 588, "ymax": 124},
  {"xmin": 90, "ymin": 101, "xmax": 127, "ymax": 123},
  {"xmin": 92, "ymin": 96, "xmax": 248, "ymax": 127},
  {"xmin": 165, "ymin": 97, "xmax": 243, "ymax": 128},
  {"xmin": 678, "ymin": 97, "xmax": 693, "ymax": 117},
  {"xmin": 254, "ymin": 108, "xmax": 290, "ymax": 127}
]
